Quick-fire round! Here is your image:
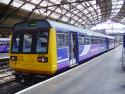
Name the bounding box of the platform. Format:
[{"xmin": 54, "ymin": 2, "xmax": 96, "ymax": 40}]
[{"xmin": 16, "ymin": 45, "xmax": 125, "ymax": 94}]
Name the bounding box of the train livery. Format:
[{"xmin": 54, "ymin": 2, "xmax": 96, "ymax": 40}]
[
  {"xmin": 9, "ymin": 19, "xmax": 116, "ymax": 79},
  {"xmin": 0, "ymin": 38, "xmax": 10, "ymax": 53}
]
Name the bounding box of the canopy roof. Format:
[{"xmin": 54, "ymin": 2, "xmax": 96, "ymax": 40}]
[{"xmin": 0, "ymin": 0, "xmax": 125, "ymax": 32}]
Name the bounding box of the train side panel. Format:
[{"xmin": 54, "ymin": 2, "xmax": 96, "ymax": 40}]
[{"xmin": 57, "ymin": 47, "xmax": 69, "ymax": 70}]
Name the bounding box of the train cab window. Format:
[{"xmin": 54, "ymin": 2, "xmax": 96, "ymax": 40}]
[
  {"xmin": 36, "ymin": 32, "xmax": 49, "ymax": 53},
  {"xmin": 23, "ymin": 33, "xmax": 32, "ymax": 53},
  {"xmin": 12, "ymin": 34, "xmax": 20, "ymax": 52}
]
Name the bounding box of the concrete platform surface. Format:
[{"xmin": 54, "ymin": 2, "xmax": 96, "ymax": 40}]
[{"xmin": 17, "ymin": 46, "xmax": 125, "ymax": 94}]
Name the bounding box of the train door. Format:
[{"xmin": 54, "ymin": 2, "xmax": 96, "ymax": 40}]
[
  {"xmin": 106, "ymin": 38, "xmax": 109, "ymax": 51},
  {"xmin": 69, "ymin": 32, "xmax": 77, "ymax": 67}
]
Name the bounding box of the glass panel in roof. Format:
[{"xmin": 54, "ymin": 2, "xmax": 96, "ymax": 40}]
[
  {"xmin": 90, "ymin": 0, "xmax": 96, "ymax": 5},
  {"xmin": 40, "ymin": 1, "xmax": 49, "ymax": 7},
  {"xmin": 12, "ymin": 1, "xmax": 23, "ymax": 8},
  {"xmin": 42, "ymin": 10, "xmax": 51, "ymax": 16},
  {"xmin": 71, "ymin": 20, "xmax": 75, "ymax": 24},
  {"xmin": 88, "ymin": 7, "xmax": 94, "ymax": 11},
  {"xmin": 84, "ymin": 9, "xmax": 88, "ymax": 14},
  {"xmin": 51, "ymin": 13, "xmax": 60, "ymax": 18},
  {"xmin": 110, "ymin": 0, "xmax": 124, "ymax": 18},
  {"xmin": 73, "ymin": 10, "xmax": 79, "ymax": 14},
  {"xmin": 1, "ymin": 0, "xmax": 125, "ymax": 28},
  {"xmin": 73, "ymin": 16, "xmax": 79, "ymax": 20},
  {"xmin": 85, "ymin": 2, "xmax": 90, "ymax": 7},
  {"xmin": 54, "ymin": 8, "xmax": 62, "ymax": 14},
  {"xmin": 0, "ymin": 0, "xmax": 11, "ymax": 5},
  {"xmin": 76, "ymin": 5, "xmax": 84, "ymax": 10},
  {"xmin": 21, "ymin": 4, "xmax": 35, "ymax": 11},
  {"xmin": 30, "ymin": 0, "xmax": 42, "ymax": 4},
  {"xmin": 62, "ymin": 16, "xmax": 69, "ymax": 22}
]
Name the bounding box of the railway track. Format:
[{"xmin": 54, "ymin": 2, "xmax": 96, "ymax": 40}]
[
  {"xmin": 0, "ymin": 72, "xmax": 15, "ymax": 85},
  {"xmin": 0, "ymin": 76, "xmax": 47, "ymax": 94},
  {"xmin": 0, "ymin": 80, "xmax": 28, "ymax": 94}
]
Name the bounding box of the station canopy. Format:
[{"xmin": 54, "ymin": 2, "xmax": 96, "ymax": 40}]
[{"xmin": 0, "ymin": 0, "xmax": 125, "ymax": 30}]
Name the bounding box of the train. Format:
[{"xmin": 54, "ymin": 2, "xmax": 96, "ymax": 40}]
[
  {"xmin": 0, "ymin": 38, "xmax": 10, "ymax": 53},
  {"xmin": 9, "ymin": 19, "xmax": 117, "ymax": 81}
]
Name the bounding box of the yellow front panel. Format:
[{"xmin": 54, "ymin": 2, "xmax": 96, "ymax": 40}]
[{"xmin": 9, "ymin": 28, "xmax": 57, "ymax": 75}]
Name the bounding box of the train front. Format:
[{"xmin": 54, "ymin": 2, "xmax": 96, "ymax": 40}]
[{"xmin": 9, "ymin": 20, "xmax": 57, "ymax": 75}]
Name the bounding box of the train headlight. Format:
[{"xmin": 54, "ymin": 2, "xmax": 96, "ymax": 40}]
[
  {"xmin": 38, "ymin": 57, "xmax": 48, "ymax": 63},
  {"xmin": 10, "ymin": 56, "xmax": 17, "ymax": 61}
]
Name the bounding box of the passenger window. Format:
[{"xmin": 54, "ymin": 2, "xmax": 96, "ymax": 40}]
[
  {"xmin": 23, "ymin": 33, "xmax": 32, "ymax": 52},
  {"xmin": 12, "ymin": 34, "xmax": 20, "ymax": 52},
  {"xmin": 57, "ymin": 33, "xmax": 68, "ymax": 47},
  {"xmin": 79, "ymin": 36, "xmax": 84, "ymax": 45},
  {"xmin": 36, "ymin": 32, "xmax": 48, "ymax": 53},
  {"xmin": 85, "ymin": 37, "xmax": 90, "ymax": 45}
]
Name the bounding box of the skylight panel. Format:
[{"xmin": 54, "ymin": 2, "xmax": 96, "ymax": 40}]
[
  {"xmin": 90, "ymin": 1, "xmax": 96, "ymax": 5},
  {"xmin": 11, "ymin": 0, "xmax": 23, "ymax": 8},
  {"xmin": 84, "ymin": 9, "xmax": 88, "ymax": 14},
  {"xmin": 73, "ymin": 16, "xmax": 79, "ymax": 20},
  {"xmin": 110, "ymin": 0, "xmax": 124, "ymax": 18},
  {"xmin": 71, "ymin": 20, "xmax": 75, "ymax": 24},
  {"xmin": 0, "ymin": 0, "xmax": 11, "ymax": 5},
  {"xmin": 85, "ymin": 2, "xmax": 90, "ymax": 7},
  {"xmin": 40, "ymin": 1, "xmax": 50, "ymax": 7},
  {"xmin": 88, "ymin": 7, "xmax": 94, "ymax": 11},
  {"xmin": 54, "ymin": 8, "xmax": 62, "ymax": 14},
  {"xmin": 51, "ymin": 0, "xmax": 60, "ymax": 4},
  {"xmin": 30, "ymin": 0, "xmax": 41, "ymax": 4},
  {"xmin": 121, "ymin": 17, "xmax": 125, "ymax": 22},
  {"xmin": 62, "ymin": 16, "xmax": 69, "ymax": 22},
  {"xmin": 51, "ymin": 12, "xmax": 60, "ymax": 18},
  {"xmin": 21, "ymin": 3, "xmax": 35, "ymax": 11},
  {"xmin": 73, "ymin": 10, "xmax": 79, "ymax": 14},
  {"xmin": 76, "ymin": 5, "xmax": 84, "ymax": 10}
]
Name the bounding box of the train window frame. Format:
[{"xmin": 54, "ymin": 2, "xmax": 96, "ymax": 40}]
[
  {"xmin": 22, "ymin": 33, "xmax": 33, "ymax": 53},
  {"xmin": 35, "ymin": 31, "xmax": 49, "ymax": 54},
  {"xmin": 11, "ymin": 32, "xmax": 21, "ymax": 53},
  {"xmin": 84, "ymin": 36, "xmax": 90, "ymax": 45},
  {"xmin": 56, "ymin": 32, "xmax": 69, "ymax": 48},
  {"xmin": 11, "ymin": 28, "xmax": 49, "ymax": 54},
  {"xmin": 78, "ymin": 35, "xmax": 84, "ymax": 45}
]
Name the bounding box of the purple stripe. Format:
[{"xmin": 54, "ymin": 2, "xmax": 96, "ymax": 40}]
[
  {"xmin": 79, "ymin": 44, "xmax": 101, "ymax": 62},
  {"xmin": 57, "ymin": 60, "xmax": 69, "ymax": 70}
]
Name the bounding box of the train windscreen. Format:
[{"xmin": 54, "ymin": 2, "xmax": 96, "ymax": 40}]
[
  {"xmin": 11, "ymin": 31, "xmax": 49, "ymax": 54},
  {"xmin": 11, "ymin": 33, "xmax": 20, "ymax": 52},
  {"xmin": 23, "ymin": 33, "xmax": 32, "ymax": 53},
  {"xmin": 36, "ymin": 32, "xmax": 48, "ymax": 53}
]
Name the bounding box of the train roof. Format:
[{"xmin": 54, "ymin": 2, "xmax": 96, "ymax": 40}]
[
  {"xmin": 47, "ymin": 20, "xmax": 114, "ymax": 39},
  {"xmin": 14, "ymin": 19, "xmax": 114, "ymax": 39}
]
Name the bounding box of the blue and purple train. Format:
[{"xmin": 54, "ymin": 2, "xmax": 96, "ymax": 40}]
[
  {"xmin": 9, "ymin": 19, "xmax": 116, "ymax": 79},
  {"xmin": 0, "ymin": 38, "xmax": 10, "ymax": 53}
]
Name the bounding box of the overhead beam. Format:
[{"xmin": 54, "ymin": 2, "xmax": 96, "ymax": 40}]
[{"xmin": 37, "ymin": 0, "xmax": 94, "ymax": 9}]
